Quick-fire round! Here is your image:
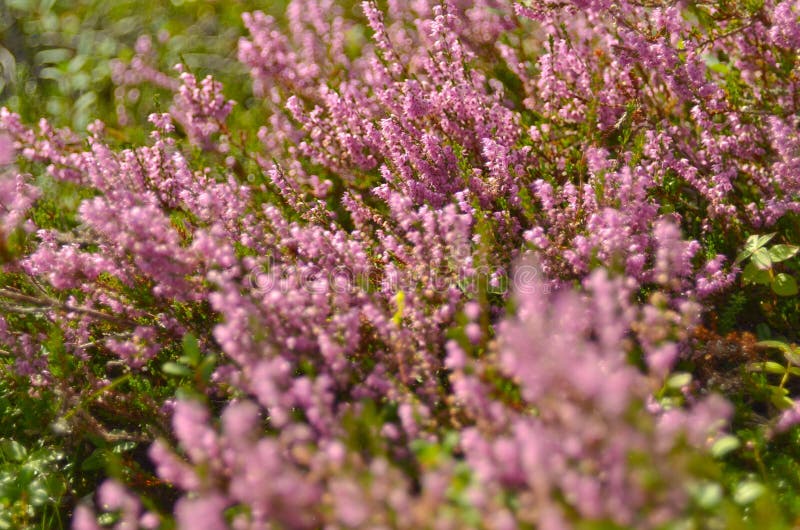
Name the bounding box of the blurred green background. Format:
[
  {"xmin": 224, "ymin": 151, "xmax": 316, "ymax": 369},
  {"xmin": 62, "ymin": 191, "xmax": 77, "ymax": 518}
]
[{"xmin": 0, "ymin": 0, "xmax": 287, "ymax": 132}]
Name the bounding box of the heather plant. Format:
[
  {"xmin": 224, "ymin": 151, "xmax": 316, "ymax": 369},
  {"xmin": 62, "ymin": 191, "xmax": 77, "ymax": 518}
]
[{"xmin": 2, "ymin": 0, "xmax": 800, "ymax": 528}]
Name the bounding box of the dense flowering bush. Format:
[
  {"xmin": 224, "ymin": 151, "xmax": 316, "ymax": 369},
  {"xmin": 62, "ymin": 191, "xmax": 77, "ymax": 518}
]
[{"xmin": 3, "ymin": 0, "xmax": 800, "ymax": 528}]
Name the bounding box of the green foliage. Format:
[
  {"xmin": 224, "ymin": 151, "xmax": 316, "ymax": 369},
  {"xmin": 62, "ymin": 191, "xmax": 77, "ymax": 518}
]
[
  {"xmin": 0, "ymin": 439, "xmax": 67, "ymax": 530},
  {"xmin": 738, "ymin": 234, "xmax": 799, "ymax": 297},
  {"xmin": 748, "ymin": 339, "xmax": 800, "ymax": 410},
  {"xmin": 0, "ymin": 360, "xmax": 69, "ymax": 529},
  {"xmin": 162, "ymin": 333, "xmax": 217, "ymax": 394},
  {"xmin": 0, "ymin": 0, "xmax": 280, "ymax": 134}
]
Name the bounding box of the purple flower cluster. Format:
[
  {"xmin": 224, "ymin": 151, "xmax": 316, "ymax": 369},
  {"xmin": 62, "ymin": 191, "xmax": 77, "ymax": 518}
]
[
  {"xmin": 453, "ymin": 270, "xmax": 730, "ymax": 528},
  {"xmin": 2, "ymin": 0, "xmax": 800, "ymax": 527}
]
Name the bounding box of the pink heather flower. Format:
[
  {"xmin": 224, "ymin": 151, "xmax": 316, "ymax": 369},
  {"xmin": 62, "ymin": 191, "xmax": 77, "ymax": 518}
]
[
  {"xmin": 149, "ymin": 439, "xmax": 201, "ymax": 490},
  {"xmin": 147, "ymin": 112, "xmax": 175, "ymax": 133},
  {"xmin": 222, "ymin": 400, "xmax": 261, "ymax": 441},
  {"xmin": 460, "ymin": 267, "xmax": 732, "ymax": 526},
  {"xmin": 465, "ymin": 322, "xmax": 482, "ymax": 344},
  {"xmin": 170, "ymin": 65, "xmax": 234, "ymax": 149},
  {"xmin": 775, "ymin": 401, "xmax": 800, "ymax": 434},
  {"xmin": 172, "ymin": 400, "xmax": 218, "ymax": 462},
  {"xmin": 464, "ymin": 301, "xmax": 481, "ymax": 320},
  {"xmin": 0, "ymin": 173, "xmax": 40, "ymax": 236},
  {"xmin": 331, "ymin": 478, "xmax": 370, "ymax": 527},
  {"xmin": 138, "ymin": 512, "xmax": 160, "ymax": 529},
  {"xmin": 0, "ymin": 132, "xmax": 15, "ymax": 165},
  {"xmin": 175, "ymin": 494, "xmax": 229, "ymax": 530},
  {"xmin": 95, "ymin": 480, "xmax": 142, "ymax": 530},
  {"xmin": 134, "ymin": 35, "xmax": 153, "ymax": 55},
  {"xmin": 71, "ymin": 506, "xmax": 101, "ymax": 530},
  {"xmin": 647, "ymin": 343, "xmax": 679, "ymax": 378}
]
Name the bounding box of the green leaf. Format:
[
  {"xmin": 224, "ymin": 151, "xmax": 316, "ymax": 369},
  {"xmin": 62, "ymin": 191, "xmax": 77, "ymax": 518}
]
[
  {"xmin": 705, "ymin": 55, "xmax": 731, "ymax": 75},
  {"xmin": 756, "ymin": 340, "xmax": 793, "ymax": 354},
  {"xmin": 181, "ymin": 333, "xmax": 201, "ymax": 367},
  {"xmin": 162, "ymin": 362, "xmax": 192, "ymax": 378},
  {"xmin": 771, "ymin": 273, "xmax": 798, "ymax": 296},
  {"xmin": 391, "ymin": 291, "xmax": 406, "ymax": 325},
  {"xmin": 0, "ymin": 439, "xmax": 27, "ymax": 462},
  {"xmin": 97, "ymin": 513, "xmax": 118, "ymax": 526},
  {"xmin": 769, "ymin": 384, "xmax": 790, "ymax": 397},
  {"xmin": 773, "ymin": 395, "xmax": 795, "ymax": 409},
  {"xmin": 769, "ymin": 244, "xmax": 799, "ymax": 262},
  {"xmin": 691, "ymin": 481, "xmax": 723, "ymax": 509},
  {"xmin": 112, "ymin": 441, "xmax": 137, "ymax": 454},
  {"xmin": 735, "ymin": 250, "xmax": 750, "ymax": 265},
  {"xmin": 667, "ymin": 372, "xmax": 692, "ymax": 389},
  {"xmin": 81, "ymin": 448, "xmax": 108, "ymax": 471},
  {"xmin": 752, "ymin": 233, "xmax": 777, "ymax": 250},
  {"xmin": 27, "ymin": 480, "xmax": 51, "ymax": 506},
  {"xmin": 734, "ymin": 481, "xmax": 765, "ymax": 505},
  {"xmin": 785, "ymin": 350, "xmax": 800, "ymax": 367},
  {"xmin": 752, "ymin": 247, "xmax": 772, "ymax": 270},
  {"xmin": 711, "ymin": 435, "xmax": 740, "ymax": 458},
  {"xmin": 198, "ymin": 354, "xmax": 218, "ymax": 383},
  {"xmin": 746, "ymin": 361, "xmax": 786, "ymax": 374},
  {"xmin": 736, "ymin": 233, "xmax": 777, "ymax": 264},
  {"xmin": 768, "ymin": 386, "xmax": 795, "ymax": 409},
  {"xmin": 742, "ymin": 261, "xmax": 771, "ymax": 285}
]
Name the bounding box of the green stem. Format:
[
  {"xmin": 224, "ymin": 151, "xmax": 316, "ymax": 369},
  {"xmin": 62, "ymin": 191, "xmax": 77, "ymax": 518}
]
[{"xmin": 779, "ymin": 362, "xmax": 791, "ymax": 391}]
